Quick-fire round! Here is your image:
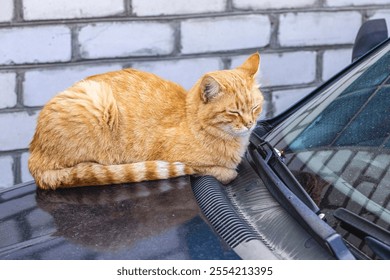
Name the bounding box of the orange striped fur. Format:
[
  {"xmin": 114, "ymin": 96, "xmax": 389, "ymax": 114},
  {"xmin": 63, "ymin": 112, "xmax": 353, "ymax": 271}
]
[{"xmin": 28, "ymin": 53, "xmax": 263, "ymax": 190}]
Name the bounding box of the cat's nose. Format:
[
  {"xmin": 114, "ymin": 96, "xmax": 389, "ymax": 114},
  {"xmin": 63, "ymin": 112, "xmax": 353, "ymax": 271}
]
[{"xmin": 245, "ymin": 121, "xmax": 254, "ymax": 128}]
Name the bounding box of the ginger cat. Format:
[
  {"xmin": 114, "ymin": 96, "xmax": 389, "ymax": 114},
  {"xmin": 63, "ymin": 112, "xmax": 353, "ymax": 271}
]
[{"xmin": 28, "ymin": 53, "xmax": 263, "ymax": 190}]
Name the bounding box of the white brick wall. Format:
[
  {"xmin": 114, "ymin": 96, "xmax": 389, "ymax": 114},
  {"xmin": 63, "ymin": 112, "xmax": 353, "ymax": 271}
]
[
  {"xmin": 323, "ymin": 49, "xmax": 352, "ymax": 81},
  {"xmin": 23, "ymin": 64, "xmax": 122, "ymax": 107},
  {"xmin": 0, "ymin": 26, "xmax": 71, "ymax": 65},
  {"xmin": 272, "ymin": 87, "xmax": 315, "ymax": 115},
  {"xmin": 133, "ymin": 0, "xmax": 226, "ymax": 16},
  {"xmin": 231, "ymin": 51, "xmax": 317, "ymax": 87},
  {"xmin": 0, "ymin": 1, "xmax": 384, "ymax": 188},
  {"xmin": 78, "ymin": 22, "xmax": 175, "ymax": 59},
  {"xmin": 279, "ymin": 12, "xmax": 362, "ymax": 46},
  {"xmin": 0, "ymin": 0, "xmax": 13, "ymax": 22},
  {"xmin": 133, "ymin": 57, "xmax": 223, "ymax": 89},
  {"xmin": 233, "ymin": 0, "xmax": 317, "ymax": 10},
  {"xmin": 0, "ymin": 111, "xmax": 38, "ymax": 151},
  {"xmin": 181, "ymin": 15, "xmax": 270, "ymax": 54},
  {"xmin": 0, "ymin": 73, "xmax": 17, "ymax": 109},
  {"xmin": 23, "ymin": 0, "xmax": 125, "ymax": 20},
  {"xmin": 0, "ymin": 156, "xmax": 14, "ymax": 188}
]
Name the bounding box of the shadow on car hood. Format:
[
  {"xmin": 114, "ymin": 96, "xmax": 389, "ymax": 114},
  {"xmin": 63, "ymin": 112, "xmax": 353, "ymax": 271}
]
[{"xmin": 0, "ymin": 177, "xmax": 238, "ymax": 260}]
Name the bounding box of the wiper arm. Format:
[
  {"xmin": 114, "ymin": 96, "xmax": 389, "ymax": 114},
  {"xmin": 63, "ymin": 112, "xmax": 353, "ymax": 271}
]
[
  {"xmin": 248, "ymin": 135, "xmax": 355, "ymax": 260},
  {"xmin": 249, "ymin": 136, "xmax": 321, "ymax": 215},
  {"xmin": 334, "ymin": 208, "xmax": 390, "ymax": 259}
]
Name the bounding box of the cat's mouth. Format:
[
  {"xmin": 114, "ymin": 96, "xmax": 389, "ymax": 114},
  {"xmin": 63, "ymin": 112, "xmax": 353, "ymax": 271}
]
[{"xmin": 226, "ymin": 126, "xmax": 253, "ymax": 137}]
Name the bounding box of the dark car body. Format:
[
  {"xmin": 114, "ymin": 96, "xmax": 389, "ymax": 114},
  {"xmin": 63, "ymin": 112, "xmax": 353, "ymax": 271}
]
[
  {"xmin": 0, "ymin": 178, "xmax": 240, "ymax": 259},
  {"xmin": 1, "ymin": 23, "xmax": 389, "ymax": 260}
]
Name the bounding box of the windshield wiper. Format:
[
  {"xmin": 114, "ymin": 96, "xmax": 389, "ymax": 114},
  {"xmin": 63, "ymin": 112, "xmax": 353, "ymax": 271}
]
[
  {"xmin": 334, "ymin": 208, "xmax": 390, "ymax": 259},
  {"xmin": 251, "ymin": 137, "xmax": 321, "ymax": 215},
  {"xmin": 248, "ymin": 135, "xmax": 355, "ymax": 260}
]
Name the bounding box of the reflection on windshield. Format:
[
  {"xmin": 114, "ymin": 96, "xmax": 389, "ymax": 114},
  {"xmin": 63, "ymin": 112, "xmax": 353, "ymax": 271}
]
[{"xmin": 266, "ymin": 45, "xmax": 390, "ymax": 258}]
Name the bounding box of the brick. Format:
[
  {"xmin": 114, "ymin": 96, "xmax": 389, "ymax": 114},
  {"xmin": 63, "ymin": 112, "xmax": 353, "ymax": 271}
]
[
  {"xmin": 0, "ymin": 26, "xmax": 71, "ymax": 65},
  {"xmin": 181, "ymin": 15, "xmax": 270, "ymax": 54},
  {"xmin": 231, "ymin": 51, "xmax": 317, "ymax": 87},
  {"xmin": 279, "ymin": 12, "xmax": 362, "ymax": 46},
  {"xmin": 272, "ymin": 87, "xmax": 315, "ymax": 115},
  {"xmin": 323, "ymin": 49, "xmax": 352, "ymax": 81},
  {"xmin": 23, "ymin": 64, "xmax": 122, "ymax": 107},
  {"xmin": 21, "ymin": 153, "xmax": 33, "ymax": 183},
  {"xmin": 0, "ymin": 73, "xmax": 17, "ymax": 109},
  {"xmin": 133, "ymin": 57, "xmax": 223, "ymax": 90},
  {"xmin": 0, "ymin": 0, "xmax": 13, "ymax": 22},
  {"xmin": 23, "ymin": 0, "xmax": 124, "ymax": 20},
  {"xmin": 326, "ymin": 0, "xmax": 390, "ymax": 6},
  {"xmin": 78, "ymin": 22, "xmax": 175, "ymax": 59},
  {"xmin": 133, "ymin": 0, "xmax": 226, "ymax": 16},
  {"xmin": 233, "ymin": 0, "xmax": 316, "ymax": 9},
  {"xmin": 0, "ymin": 111, "xmax": 39, "ymax": 151},
  {"xmin": 0, "ymin": 156, "xmax": 14, "ymax": 189}
]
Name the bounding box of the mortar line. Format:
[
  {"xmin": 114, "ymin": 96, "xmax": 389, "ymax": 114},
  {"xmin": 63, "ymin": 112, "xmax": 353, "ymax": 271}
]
[
  {"xmin": 12, "ymin": 153, "xmax": 22, "ymax": 185},
  {"xmin": 15, "ymin": 71, "xmax": 25, "ymax": 108},
  {"xmin": 13, "ymin": 0, "xmax": 24, "ymax": 22}
]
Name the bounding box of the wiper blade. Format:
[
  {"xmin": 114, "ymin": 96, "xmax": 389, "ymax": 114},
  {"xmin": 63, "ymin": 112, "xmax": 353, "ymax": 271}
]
[
  {"xmin": 334, "ymin": 207, "xmax": 390, "ymax": 259},
  {"xmin": 334, "ymin": 208, "xmax": 390, "ymax": 245}
]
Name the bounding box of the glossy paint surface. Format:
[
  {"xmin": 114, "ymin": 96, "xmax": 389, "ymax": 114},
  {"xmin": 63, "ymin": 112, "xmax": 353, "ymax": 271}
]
[{"xmin": 0, "ymin": 177, "xmax": 238, "ymax": 260}]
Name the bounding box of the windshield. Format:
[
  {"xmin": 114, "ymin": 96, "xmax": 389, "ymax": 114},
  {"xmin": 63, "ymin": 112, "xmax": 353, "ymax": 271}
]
[{"xmin": 265, "ymin": 43, "xmax": 390, "ymax": 258}]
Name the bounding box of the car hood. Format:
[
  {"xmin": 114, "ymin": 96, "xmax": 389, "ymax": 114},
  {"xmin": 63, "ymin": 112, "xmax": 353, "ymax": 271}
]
[{"xmin": 0, "ymin": 177, "xmax": 238, "ymax": 260}]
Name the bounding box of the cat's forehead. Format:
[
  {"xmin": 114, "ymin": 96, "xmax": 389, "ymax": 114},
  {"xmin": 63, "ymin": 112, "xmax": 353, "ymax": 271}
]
[
  {"xmin": 208, "ymin": 69, "xmax": 261, "ymax": 107},
  {"xmin": 234, "ymin": 89, "xmax": 260, "ymax": 108},
  {"xmin": 216, "ymin": 70, "xmax": 253, "ymax": 91},
  {"xmin": 221, "ymin": 85, "xmax": 262, "ymax": 112}
]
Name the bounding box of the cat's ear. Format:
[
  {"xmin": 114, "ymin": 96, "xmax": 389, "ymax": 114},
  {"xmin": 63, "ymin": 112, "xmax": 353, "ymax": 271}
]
[
  {"xmin": 200, "ymin": 75, "xmax": 221, "ymax": 103},
  {"xmin": 238, "ymin": 52, "xmax": 260, "ymax": 78}
]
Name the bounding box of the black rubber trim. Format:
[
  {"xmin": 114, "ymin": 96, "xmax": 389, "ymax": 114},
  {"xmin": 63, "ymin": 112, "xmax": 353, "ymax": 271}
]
[{"xmin": 191, "ymin": 176, "xmax": 258, "ymax": 248}]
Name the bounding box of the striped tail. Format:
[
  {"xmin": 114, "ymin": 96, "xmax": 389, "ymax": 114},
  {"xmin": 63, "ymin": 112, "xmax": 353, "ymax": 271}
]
[{"xmin": 34, "ymin": 161, "xmax": 195, "ymax": 190}]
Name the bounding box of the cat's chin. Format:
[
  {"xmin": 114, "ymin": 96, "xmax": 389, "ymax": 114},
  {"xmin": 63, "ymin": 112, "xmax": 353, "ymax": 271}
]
[
  {"xmin": 235, "ymin": 130, "xmax": 252, "ymax": 137},
  {"xmin": 226, "ymin": 127, "xmax": 253, "ymax": 138}
]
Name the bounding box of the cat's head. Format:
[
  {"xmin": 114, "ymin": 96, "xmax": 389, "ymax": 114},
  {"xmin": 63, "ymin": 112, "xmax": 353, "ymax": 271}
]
[{"xmin": 189, "ymin": 53, "xmax": 264, "ymax": 138}]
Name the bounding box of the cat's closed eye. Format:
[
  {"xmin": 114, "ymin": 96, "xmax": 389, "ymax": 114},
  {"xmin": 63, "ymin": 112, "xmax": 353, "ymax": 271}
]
[
  {"xmin": 227, "ymin": 110, "xmax": 241, "ymax": 116},
  {"xmin": 251, "ymin": 104, "xmax": 261, "ymax": 112}
]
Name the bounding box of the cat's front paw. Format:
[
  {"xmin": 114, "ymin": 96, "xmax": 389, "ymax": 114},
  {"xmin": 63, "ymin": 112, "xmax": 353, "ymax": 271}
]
[
  {"xmin": 216, "ymin": 169, "xmax": 238, "ymax": 185},
  {"xmin": 194, "ymin": 166, "xmax": 238, "ymax": 185}
]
